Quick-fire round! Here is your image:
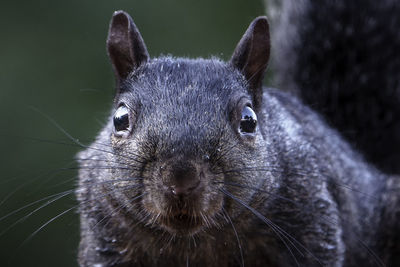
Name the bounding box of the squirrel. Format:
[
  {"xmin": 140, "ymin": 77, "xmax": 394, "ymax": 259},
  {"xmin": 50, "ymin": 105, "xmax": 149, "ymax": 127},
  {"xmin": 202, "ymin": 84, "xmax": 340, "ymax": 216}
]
[
  {"xmin": 76, "ymin": 8, "xmax": 400, "ymax": 267},
  {"xmin": 266, "ymin": 0, "xmax": 400, "ymax": 175}
]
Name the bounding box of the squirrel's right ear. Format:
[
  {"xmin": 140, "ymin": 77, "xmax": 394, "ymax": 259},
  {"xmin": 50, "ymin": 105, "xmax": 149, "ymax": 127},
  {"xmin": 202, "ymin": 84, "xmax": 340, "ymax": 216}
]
[
  {"xmin": 230, "ymin": 16, "xmax": 270, "ymax": 111},
  {"xmin": 107, "ymin": 11, "xmax": 149, "ymax": 84}
]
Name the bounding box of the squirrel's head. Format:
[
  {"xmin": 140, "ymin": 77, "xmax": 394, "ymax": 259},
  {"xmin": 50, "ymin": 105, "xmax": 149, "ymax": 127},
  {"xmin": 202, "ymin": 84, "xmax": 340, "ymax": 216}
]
[{"xmin": 104, "ymin": 11, "xmax": 272, "ymax": 236}]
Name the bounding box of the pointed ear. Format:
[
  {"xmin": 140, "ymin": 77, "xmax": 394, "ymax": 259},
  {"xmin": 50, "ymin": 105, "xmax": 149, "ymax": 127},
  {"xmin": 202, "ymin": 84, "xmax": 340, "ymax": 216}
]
[
  {"xmin": 107, "ymin": 10, "xmax": 149, "ymax": 85},
  {"xmin": 230, "ymin": 16, "xmax": 270, "ymax": 111}
]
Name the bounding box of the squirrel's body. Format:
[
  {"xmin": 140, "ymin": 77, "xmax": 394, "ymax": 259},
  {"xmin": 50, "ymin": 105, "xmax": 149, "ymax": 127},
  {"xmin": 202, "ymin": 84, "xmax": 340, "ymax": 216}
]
[{"xmin": 76, "ymin": 6, "xmax": 400, "ymax": 267}]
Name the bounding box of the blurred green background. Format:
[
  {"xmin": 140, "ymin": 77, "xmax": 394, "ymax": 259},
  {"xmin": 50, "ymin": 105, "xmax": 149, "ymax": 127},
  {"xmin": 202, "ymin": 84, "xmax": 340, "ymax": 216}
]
[{"xmin": 0, "ymin": 0, "xmax": 265, "ymax": 266}]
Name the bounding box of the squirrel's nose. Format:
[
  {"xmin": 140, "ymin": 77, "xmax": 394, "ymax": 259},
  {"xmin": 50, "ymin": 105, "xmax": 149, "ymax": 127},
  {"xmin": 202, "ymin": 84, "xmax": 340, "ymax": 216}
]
[{"xmin": 168, "ymin": 164, "xmax": 201, "ymax": 197}]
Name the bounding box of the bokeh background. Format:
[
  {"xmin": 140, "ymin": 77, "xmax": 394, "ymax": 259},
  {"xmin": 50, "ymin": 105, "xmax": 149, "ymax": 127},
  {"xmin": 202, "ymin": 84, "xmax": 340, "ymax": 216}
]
[{"xmin": 0, "ymin": 0, "xmax": 266, "ymax": 266}]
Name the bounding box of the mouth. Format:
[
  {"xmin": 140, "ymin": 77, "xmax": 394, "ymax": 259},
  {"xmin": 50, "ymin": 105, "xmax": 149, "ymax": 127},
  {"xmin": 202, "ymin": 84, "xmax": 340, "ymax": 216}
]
[{"xmin": 159, "ymin": 211, "xmax": 204, "ymax": 235}]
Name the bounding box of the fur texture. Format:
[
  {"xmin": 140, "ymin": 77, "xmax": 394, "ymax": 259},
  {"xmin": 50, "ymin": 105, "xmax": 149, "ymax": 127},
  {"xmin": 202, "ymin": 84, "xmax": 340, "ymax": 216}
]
[{"xmin": 267, "ymin": 0, "xmax": 400, "ymax": 174}]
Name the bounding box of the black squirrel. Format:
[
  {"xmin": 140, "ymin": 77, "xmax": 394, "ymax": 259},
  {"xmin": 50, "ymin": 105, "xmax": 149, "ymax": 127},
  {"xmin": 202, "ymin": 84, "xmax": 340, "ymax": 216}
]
[
  {"xmin": 76, "ymin": 8, "xmax": 400, "ymax": 267},
  {"xmin": 267, "ymin": 0, "xmax": 400, "ymax": 175}
]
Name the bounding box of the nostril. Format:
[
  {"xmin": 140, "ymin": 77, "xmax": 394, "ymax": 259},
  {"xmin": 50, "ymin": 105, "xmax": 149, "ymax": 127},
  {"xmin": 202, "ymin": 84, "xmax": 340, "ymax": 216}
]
[
  {"xmin": 164, "ymin": 162, "xmax": 201, "ymax": 197},
  {"xmin": 169, "ymin": 180, "xmax": 200, "ymax": 196}
]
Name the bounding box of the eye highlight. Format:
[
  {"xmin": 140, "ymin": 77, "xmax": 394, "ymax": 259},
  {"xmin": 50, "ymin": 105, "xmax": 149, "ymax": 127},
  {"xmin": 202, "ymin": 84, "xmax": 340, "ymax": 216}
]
[
  {"xmin": 113, "ymin": 105, "xmax": 130, "ymax": 133},
  {"xmin": 239, "ymin": 106, "xmax": 257, "ymax": 134}
]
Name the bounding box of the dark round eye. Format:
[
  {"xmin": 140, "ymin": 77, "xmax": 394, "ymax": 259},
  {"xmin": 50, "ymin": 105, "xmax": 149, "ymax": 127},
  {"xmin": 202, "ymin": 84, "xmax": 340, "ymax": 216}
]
[
  {"xmin": 239, "ymin": 106, "xmax": 257, "ymax": 134},
  {"xmin": 113, "ymin": 105, "xmax": 130, "ymax": 133}
]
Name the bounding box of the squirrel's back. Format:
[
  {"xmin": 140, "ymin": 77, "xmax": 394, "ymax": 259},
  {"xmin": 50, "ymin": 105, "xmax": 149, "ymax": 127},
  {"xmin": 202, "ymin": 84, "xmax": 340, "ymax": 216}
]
[{"xmin": 267, "ymin": 0, "xmax": 400, "ymax": 174}]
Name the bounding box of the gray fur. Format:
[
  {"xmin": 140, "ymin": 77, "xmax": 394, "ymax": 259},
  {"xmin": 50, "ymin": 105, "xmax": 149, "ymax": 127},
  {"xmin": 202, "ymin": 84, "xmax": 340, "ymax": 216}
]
[{"xmin": 77, "ymin": 12, "xmax": 399, "ymax": 267}]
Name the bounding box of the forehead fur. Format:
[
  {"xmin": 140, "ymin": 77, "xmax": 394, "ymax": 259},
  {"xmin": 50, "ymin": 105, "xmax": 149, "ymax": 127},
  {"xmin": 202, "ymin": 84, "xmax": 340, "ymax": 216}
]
[
  {"xmin": 123, "ymin": 56, "xmax": 248, "ymax": 104},
  {"xmin": 117, "ymin": 56, "xmax": 250, "ymax": 155}
]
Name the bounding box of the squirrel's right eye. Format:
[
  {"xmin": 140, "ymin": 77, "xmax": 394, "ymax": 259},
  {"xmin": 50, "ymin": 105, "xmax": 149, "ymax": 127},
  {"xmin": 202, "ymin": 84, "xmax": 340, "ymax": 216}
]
[
  {"xmin": 239, "ymin": 106, "xmax": 257, "ymax": 134},
  {"xmin": 113, "ymin": 105, "xmax": 130, "ymax": 133}
]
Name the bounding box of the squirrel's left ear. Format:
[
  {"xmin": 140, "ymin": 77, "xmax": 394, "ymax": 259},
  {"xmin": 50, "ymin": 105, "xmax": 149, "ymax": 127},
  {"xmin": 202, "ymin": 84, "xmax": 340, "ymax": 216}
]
[{"xmin": 230, "ymin": 16, "xmax": 270, "ymax": 111}]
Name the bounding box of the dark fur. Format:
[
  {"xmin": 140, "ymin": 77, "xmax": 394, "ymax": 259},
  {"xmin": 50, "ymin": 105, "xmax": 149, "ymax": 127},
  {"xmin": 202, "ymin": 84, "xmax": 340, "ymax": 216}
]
[
  {"xmin": 267, "ymin": 0, "xmax": 400, "ymax": 174},
  {"xmin": 77, "ymin": 11, "xmax": 399, "ymax": 267}
]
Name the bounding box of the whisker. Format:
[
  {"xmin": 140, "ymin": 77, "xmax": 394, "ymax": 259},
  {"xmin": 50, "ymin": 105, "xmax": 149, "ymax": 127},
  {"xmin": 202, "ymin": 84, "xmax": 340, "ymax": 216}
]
[
  {"xmin": 221, "ymin": 180, "xmax": 384, "ymax": 266},
  {"xmin": 0, "ymin": 183, "xmax": 29, "ymax": 208},
  {"xmin": 14, "ymin": 182, "xmax": 144, "ymax": 250},
  {"xmin": 28, "ymin": 107, "xmax": 148, "ymax": 165},
  {"xmin": 0, "ymin": 160, "xmax": 77, "ymax": 207},
  {"xmin": 61, "ymin": 166, "xmax": 133, "ymax": 171},
  {"xmin": 221, "ymin": 188, "xmax": 324, "ymax": 266},
  {"xmin": 89, "ymin": 140, "xmax": 149, "ymax": 162},
  {"xmin": 0, "ymin": 177, "xmax": 142, "ymax": 236},
  {"xmin": 319, "ymin": 214, "xmax": 385, "ymax": 267},
  {"xmin": 355, "ymin": 236, "xmax": 386, "ymax": 267},
  {"xmin": 78, "ymin": 157, "xmax": 132, "ymax": 166},
  {"xmin": 0, "ymin": 189, "xmax": 74, "ymax": 237},
  {"xmin": 91, "ymin": 192, "xmax": 146, "ymax": 231},
  {"xmin": 0, "ymin": 189, "xmax": 75, "ymax": 223},
  {"xmin": 218, "ymin": 166, "xmax": 379, "ymax": 200},
  {"xmin": 220, "ymin": 188, "xmax": 300, "ymax": 266},
  {"xmin": 212, "ymin": 142, "xmax": 240, "ymax": 166},
  {"xmin": 81, "ymin": 177, "xmax": 144, "ymax": 187},
  {"xmin": 218, "ymin": 181, "xmax": 297, "ymax": 205},
  {"xmin": 222, "ymin": 207, "xmax": 244, "ymax": 267},
  {"xmin": 16, "ymin": 205, "xmax": 76, "ymax": 252},
  {"xmin": 246, "ymin": 62, "xmax": 269, "ymax": 85}
]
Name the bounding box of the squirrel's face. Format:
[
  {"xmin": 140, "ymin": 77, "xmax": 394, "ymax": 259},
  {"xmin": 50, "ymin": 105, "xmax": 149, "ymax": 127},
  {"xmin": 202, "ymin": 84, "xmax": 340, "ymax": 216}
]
[
  {"xmin": 101, "ymin": 11, "xmax": 271, "ymax": 236},
  {"xmin": 108, "ymin": 58, "xmax": 266, "ymax": 235}
]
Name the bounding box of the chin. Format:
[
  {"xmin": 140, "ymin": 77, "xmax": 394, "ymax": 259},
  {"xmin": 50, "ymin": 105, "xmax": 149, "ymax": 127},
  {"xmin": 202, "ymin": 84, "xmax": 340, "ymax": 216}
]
[{"xmin": 159, "ymin": 213, "xmax": 206, "ymax": 236}]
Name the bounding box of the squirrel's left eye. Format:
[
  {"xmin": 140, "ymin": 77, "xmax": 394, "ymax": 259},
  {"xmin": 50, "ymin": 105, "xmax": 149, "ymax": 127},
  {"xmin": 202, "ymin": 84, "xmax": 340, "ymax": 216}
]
[
  {"xmin": 239, "ymin": 106, "xmax": 257, "ymax": 134},
  {"xmin": 113, "ymin": 105, "xmax": 130, "ymax": 133}
]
